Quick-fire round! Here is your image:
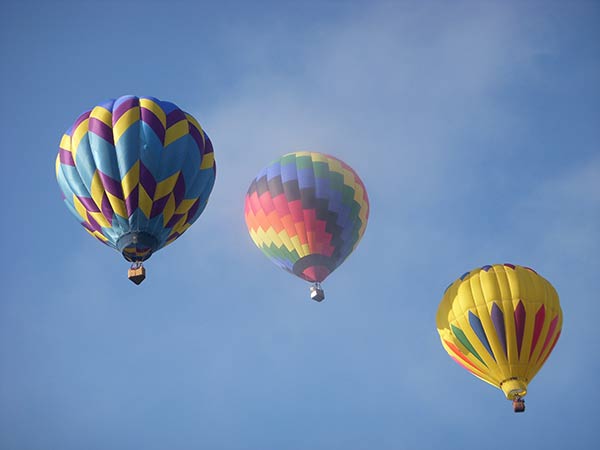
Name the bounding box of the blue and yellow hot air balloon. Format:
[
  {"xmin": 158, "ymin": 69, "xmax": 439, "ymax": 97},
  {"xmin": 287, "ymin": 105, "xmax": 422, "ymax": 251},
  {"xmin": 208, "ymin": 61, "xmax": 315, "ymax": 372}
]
[
  {"xmin": 55, "ymin": 95, "xmax": 216, "ymax": 284},
  {"xmin": 436, "ymin": 264, "xmax": 563, "ymax": 412},
  {"xmin": 244, "ymin": 152, "xmax": 369, "ymax": 301}
]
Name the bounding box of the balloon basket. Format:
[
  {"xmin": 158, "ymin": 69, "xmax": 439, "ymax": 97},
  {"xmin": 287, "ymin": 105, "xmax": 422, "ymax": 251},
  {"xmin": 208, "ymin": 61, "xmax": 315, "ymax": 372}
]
[
  {"xmin": 128, "ymin": 264, "xmax": 146, "ymax": 285},
  {"xmin": 310, "ymin": 283, "xmax": 325, "ymax": 302},
  {"xmin": 512, "ymin": 397, "xmax": 525, "ymax": 413}
]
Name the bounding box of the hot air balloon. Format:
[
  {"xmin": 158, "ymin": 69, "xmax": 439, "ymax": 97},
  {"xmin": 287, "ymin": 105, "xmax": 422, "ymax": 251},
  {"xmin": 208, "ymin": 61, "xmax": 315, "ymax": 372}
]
[
  {"xmin": 55, "ymin": 95, "xmax": 216, "ymax": 284},
  {"xmin": 436, "ymin": 264, "xmax": 562, "ymax": 412},
  {"xmin": 244, "ymin": 151, "xmax": 369, "ymax": 301}
]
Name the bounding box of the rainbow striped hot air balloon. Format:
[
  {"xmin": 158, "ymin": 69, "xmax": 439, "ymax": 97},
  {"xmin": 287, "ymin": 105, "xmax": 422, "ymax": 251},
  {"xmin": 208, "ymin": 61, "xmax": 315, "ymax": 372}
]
[
  {"xmin": 56, "ymin": 95, "xmax": 216, "ymax": 284},
  {"xmin": 244, "ymin": 152, "xmax": 369, "ymax": 301},
  {"xmin": 436, "ymin": 264, "xmax": 563, "ymax": 412}
]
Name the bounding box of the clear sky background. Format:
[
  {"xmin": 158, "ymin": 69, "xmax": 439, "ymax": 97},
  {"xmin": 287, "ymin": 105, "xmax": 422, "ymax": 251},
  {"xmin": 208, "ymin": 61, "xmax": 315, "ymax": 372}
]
[{"xmin": 1, "ymin": 1, "xmax": 599, "ymax": 449}]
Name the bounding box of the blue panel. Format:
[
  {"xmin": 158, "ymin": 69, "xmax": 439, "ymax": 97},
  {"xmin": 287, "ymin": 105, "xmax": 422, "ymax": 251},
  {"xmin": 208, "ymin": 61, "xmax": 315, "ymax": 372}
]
[{"xmin": 468, "ymin": 311, "xmax": 496, "ymax": 361}]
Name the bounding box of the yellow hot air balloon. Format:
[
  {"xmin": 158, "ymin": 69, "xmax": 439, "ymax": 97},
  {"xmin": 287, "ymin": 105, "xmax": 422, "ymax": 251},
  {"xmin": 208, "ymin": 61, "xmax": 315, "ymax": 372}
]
[{"xmin": 436, "ymin": 264, "xmax": 562, "ymax": 412}]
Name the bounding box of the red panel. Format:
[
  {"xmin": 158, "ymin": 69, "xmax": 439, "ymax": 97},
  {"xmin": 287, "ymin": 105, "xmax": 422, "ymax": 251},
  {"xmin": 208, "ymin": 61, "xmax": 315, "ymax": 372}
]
[
  {"xmin": 248, "ymin": 192, "xmax": 262, "ymax": 216},
  {"xmin": 288, "ymin": 199, "xmax": 303, "ymax": 222},
  {"xmin": 537, "ymin": 315, "xmax": 560, "ymax": 362},
  {"xmin": 272, "ymin": 193, "xmax": 289, "ymax": 216},
  {"xmin": 259, "ymin": 191, "xmax": 275, "ymax": 215},
  {"xmin": 302, "ymin": 265, "xmax": 331, "ymax": 283},
  {"xmin": 529, "ymin": 305, "xmax": 546, "ymax": 359}
]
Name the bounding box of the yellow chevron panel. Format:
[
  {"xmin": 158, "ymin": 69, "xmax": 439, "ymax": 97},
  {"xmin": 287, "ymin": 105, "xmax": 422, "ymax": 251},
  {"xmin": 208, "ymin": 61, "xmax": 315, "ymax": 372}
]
[
  {"xmin": 290, "ymin": 236, "xmax": 305, "ymax": 257},
  {"xmin": 311, "ymin": 152, "xmax": 328, "ymax": 164},
  {"xmin": 200, "ymin": 151, "xmax": 214, "ymax": 170},
  {"xmin": 175, "ymin": 198, "xmax": 197, "ymax": 215},
  {"xmin": 162, "ymin": 194, "xmax": 176, "ymax": 226},
  {"xmin": 90, "ymin": 106, "xmax": 112, "ymax": 127},
  {"xmin": 55, "ymin": 154, "xmax": 60, "ymax": 177},
  {"xmin": 87, "ymin": 230, "xmax": 107, "ymax": 242},
  {"xmin": 89, "ymin": 211, "xmax": 111, "ymax": 228},
  {"xmin": 60, "ymin": 134, "xmax": 71, "ymax": 152},
  {"xmin": 140, "ymin": 98, "xmax": 166, "ymax": 128},
  {"xmin": 71, "ymin": 118, "xmax": 89, "ymax": 161},
  {"xmin": 113, "ymin": 107, "xmax": 140, "ymax": 143},
  {"xmin": 154, "ymin": 172, "xmax": 180, "ymax": 200},
  {"xmin": 139, "ymin": 185, "xmax": 153, "ymax": 218},
  {"xmin": 73, "ymin": 196, "xmax": 89, "ymax": 222},
  {"xmin": 106, "ymin": 192, "xmax": 127, "ymax": 218},
  {"xmin": 165, "ymin": 120, "xmax": 188, "ymax": 147},
  {"xmin": 90, "ymin": 171, "xmax": 105, "ymax": 208},
  {"xmin": 121, "ymin": 161, "xmax": 140, "ymax": 198},
  {"xmin": 185, "ymin": 113, "xmax": 204, "ymax": 137},
  {"xmin": 168, "ymin": 214, "xmax": 187, "ymax": 233}
]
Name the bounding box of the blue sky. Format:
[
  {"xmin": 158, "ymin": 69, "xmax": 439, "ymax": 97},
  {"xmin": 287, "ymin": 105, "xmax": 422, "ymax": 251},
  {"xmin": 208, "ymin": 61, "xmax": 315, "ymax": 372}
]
[{"xmin": 1, "ymin": 1, "xmax": 599, "ymax": 449}]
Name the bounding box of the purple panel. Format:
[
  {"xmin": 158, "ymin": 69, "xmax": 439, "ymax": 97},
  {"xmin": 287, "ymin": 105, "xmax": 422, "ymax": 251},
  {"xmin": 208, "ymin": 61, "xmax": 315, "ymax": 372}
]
[
  {"xmin": 139, "ymin": 161, "xmax": 156, "ymax": 199},
  {"xmin": 187, "ymin": 122, "xmax": 205, "ymax": 155},
  {"xmin": 172, "ymin": 174, "xmax": 185, "ymax": 206},
  {"xmin": 204, "ymin": 135, "xmax": 214, "ymax": 156},
  {"xmin": 481, "ymin": 265, "xmax": 493, "ymax": 272},
  {"xmin": 141, "ymin": 107, "xmax": 165, "ymax": 143},
  {"xmin": 165, "ymin": 213, "xmax": 184, "ymax": 228},
  {"xmin": 166, "ymin": 231, "xmax": 181, "ymax": 243},
  {"xmin": 125, "ymin": 185, "xmax": 138, "ymax": 218},
  {"xmin": 150, "ymin": 195, "xmax": 170, "ymax": 218},
  {"xmin": 88, "ymin": 117, "xmax": 114, "ymax": 145},
  {"xmin": 504, "ymin": 263, "xmax": 516, "ymax": 269},
  {"xmin": 514, "ymin": 301, "xmax": 526, "ymax": 357},
  {"xmin": 112, "ymin": 97, "xmax": 139, "ymax": 124},
  {"xmin": 97, "ymin": 171, "xmax": 124, "ymax": 199},
  {"xmin": 71, "ymin": 111, "xmax": 91, "ymax": 132},
  {"xmin": 77, "ymin": 196, "xmax": 100, "ymax": 213},
  {"xmin": 59, "ymin": 148, "xmax": 75, "ymax": 166},
  {"xmin": 101, "ymin": 193, "xmax": 113, "ymax": 223},
  {"xmin": 491, "ymin": 303, "xmax": 507, "ymax": 357},
  {"xmin": 185, "ymin": 198, "xmax": 201, "ymax": 222},
  {"xmin": 166, "ymin": 109, "xmax": 186, "ymax": 127},
  {"xmin": 86, "ymin": 212, "xmax": 103, "ymax": 233}
]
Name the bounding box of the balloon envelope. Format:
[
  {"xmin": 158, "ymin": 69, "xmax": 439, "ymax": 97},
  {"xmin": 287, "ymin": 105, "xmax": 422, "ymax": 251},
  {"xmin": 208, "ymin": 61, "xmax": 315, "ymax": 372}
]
[
  {"xmin": 56, "ymin": 95, "xmax": 216, "ymax": 263},
  {"xmin": 244, "ymin": 151, "xmax": 369, "ymax": 283},
  {"xmin": 436, "ymin": 264, "xmax": 562, "ymax": 400}
]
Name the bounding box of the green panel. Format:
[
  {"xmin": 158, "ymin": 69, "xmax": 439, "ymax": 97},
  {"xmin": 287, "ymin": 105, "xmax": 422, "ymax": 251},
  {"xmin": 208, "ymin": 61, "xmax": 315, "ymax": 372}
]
[
  {"xmin": 260, "ymin": 242, "xmax": 300, "ymax": 264},
  {"xmin": 296, "ymin": 155, "xmax": 313, "ymax": 169},
  {"xmin": 329, "ymin": 171, "xmax": 344, "ymax": 192},
  {"xmin": 313, "ymin": 161, "xmax": 329, "ymax": 178},
  {"xmin": 280, "ymin": 153, "xmax": 297, "ymax": 166},
  {"xmin": 451, "ymin": 324, "xmax": 487, "ymax": 366},
  {"xmin": 342, "ymin": 184, "xmax": 355, "ymax": 205}
]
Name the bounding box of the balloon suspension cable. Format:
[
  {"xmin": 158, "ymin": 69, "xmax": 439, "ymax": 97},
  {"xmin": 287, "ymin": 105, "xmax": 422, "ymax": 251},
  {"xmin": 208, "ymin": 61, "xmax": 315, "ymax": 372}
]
[
  {"xmin": 128, "ymin": 261, "xmax": 146, "ymax": 285},
  {"xmin": 512, "ymin": 395, "xmax": 525, "ymax": 413},
  {"xmin": 309, "ymin": 282, "xmax": 325, "ymax": 302}
]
